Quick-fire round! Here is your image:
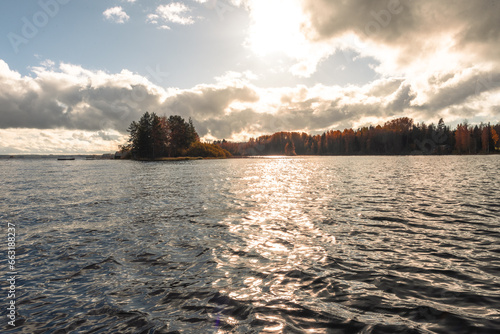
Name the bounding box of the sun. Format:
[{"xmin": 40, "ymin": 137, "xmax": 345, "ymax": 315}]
[
  {"xmin": 243, "ymin": 0, "xmax": 335, "ymax": 77},
  {"xmin": 246, "ymin": 0, "xmax": 306, "ymax": 57}
]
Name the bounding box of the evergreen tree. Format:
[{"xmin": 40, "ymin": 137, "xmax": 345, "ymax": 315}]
[
  {"xmin": 152, "ymin": 114, "xmax": 168, "ymax": 158},
  {"xmin": 166, "ymin": 115, "xmax": 199, "ymax": 157},
  {"xmin": 188, "ymin": 118, "xmax": 200, "ymax": 143},
  {"xmin": 437, "ymin": 118, "xmax": 445, "ymax": 132},
  {"xmin": 127, "ymin": 112, "xmax": 154, "ymax": 159}
]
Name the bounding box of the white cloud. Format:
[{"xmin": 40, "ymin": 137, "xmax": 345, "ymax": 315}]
[
  {"xmin": 39, "ymin": 59, "xmax": 55, "ymax": 69},
  {"xmin": 0, "ymin": 129, "xmax": 126, "ymax": 154},
  {"xmin": 0, "ymin": 59, "xmax": 167, "ymax": 132},
  {"xmin": 103, "ymin": 6, "xmax": 130, "ymax": 24},
  {"xmin": 147, "ymin": 3, "xmax": 196, "ymax": 29},
  {"xmin": 303, "ymin": 0, "xmax": 500, "ymax": 77},
  {"xmin": 0, "ymin": 58, "xmax": 499, "ymax": 153},
  {"xmin": 227, "ymin": 0, "xmax": 500, "ymax": 81}
]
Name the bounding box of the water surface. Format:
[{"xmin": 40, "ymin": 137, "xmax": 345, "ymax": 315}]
[{"xmin": 1, "ymin": 156, "xmax": 499, "ymax": 333}]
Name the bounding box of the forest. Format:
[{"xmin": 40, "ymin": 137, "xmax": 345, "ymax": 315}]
[
  {"xmin": 121, "ymin": 112, "xmax": 231, "ymax": 160},
  {"xmin": 214, "ymin": 118, "xmax": 500, "ymax": 156},
  {"xmin": 121, "ymin": 114, "xmax": 499, "ymax": 159}
]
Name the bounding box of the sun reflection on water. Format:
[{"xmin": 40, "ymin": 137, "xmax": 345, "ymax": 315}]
[
  {"xmin": 213, "ymin": 157, "xmax": 337, "ymax": 330},
  {"xmin": 5, "ymin": 157, "xmax": 500, "ymax": 332}
]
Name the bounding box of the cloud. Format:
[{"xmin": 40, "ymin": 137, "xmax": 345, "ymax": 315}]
[
  {"xmin": 0, "ymin": 128, "xmax": 126, "ymax": 154},
  {"xmin": 300, "ymin": 0, "xmax": 500, "ymax": 75},
  {"xmin": 0, "ymin": 59, "xmax": 499, "ymax": 153},
  {"xmin": 228, "ymin": 0, "xmax": 500, "ymax": 79},
  {"xmin": 103, "ymin": 6, "xmax": 130, "ymax": 24},
  {"xmin": 147, "ymin": 3, "xmax": 196, "ymax": 29},
  {"xmin": 0, "ymin": 59, "xmax": 164, "ymax": 132},
  {"xmin": 416, "ymin": 67, "xmax": 500, "ymax": 116}
]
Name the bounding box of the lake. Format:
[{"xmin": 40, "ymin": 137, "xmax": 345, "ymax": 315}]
[{"xmin": 1, "ymin": 156, "xmax": 499, "ymax": 333}]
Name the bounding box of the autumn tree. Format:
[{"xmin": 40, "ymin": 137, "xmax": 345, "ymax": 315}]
[
  {"xmin": 455, "ymin": 123, "xmax": 471, "ymax": 154},
  {"xmin": 481, "ymin": 124, "xmax": 491, "ymax": 153},
  {"xmin": 212, "ymin": 117, "xmax": 500, "ymax": 156},
  {"xmin": 284, "ymin": 141, "xmax": 296, "ymax": 156},
  {"xmin": 492, "ymin": 127, "xmax": 500, "ymax": 150}
]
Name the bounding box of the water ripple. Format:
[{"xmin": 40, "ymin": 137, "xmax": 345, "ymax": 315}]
[{"xmin": 1, "ymin": 156, "xmax": 499, "ymax": 333}]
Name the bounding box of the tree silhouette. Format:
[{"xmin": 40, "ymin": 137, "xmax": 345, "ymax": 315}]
[
  {"xmin": 125, "ymin": 112, "xmax": 202, "ymax": 159},
  {"xmin": 127, "ymin": 112, "xmax": 155, "ymax": 159},
  {"xmin": 284, "ymin": 141, "xmax": 296, "ymax": 156},
  {"xmin": 214, "ymin": 117, "xmax": 499, "ymax": 156},
  {"xmin": 165, "ymin": 115, "xmax": 199, "ymax": 157}
]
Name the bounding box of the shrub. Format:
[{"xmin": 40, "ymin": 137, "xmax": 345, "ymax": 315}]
[{"xmin": 186, "ymin": 142, "xmax": 232, "ymax": 158}]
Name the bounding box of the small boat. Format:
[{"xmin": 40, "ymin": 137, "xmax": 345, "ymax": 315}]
[{"xmin": 57, "ymin": 157, "xmax": 75, "ymax": 161}]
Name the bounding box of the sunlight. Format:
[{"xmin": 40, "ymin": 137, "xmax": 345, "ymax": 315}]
[{"xmin": 246, "ymin": 0, "xmax": 305, "ymax": 57}]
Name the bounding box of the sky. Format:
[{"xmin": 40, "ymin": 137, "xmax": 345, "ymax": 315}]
[{"xmin": 0, "ymin": 0, "xmax": 499, "ymax": 154}]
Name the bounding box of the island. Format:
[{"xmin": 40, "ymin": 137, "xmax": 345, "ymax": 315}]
[{"xmin": 119, "ymin": 112, "xmax": 231, "ymax": 160}]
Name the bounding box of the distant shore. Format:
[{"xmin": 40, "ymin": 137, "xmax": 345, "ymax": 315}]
[
  {"xmin": 1, "ymin": 153, "xmax": 498, "ymax": 161},
  {"xmin": 0, "ymin": 155, "xmax": 238, "ymax": 160}
]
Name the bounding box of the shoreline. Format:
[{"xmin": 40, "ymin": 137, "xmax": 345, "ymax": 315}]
[{"xmin": 1, "ymin": 153, "xmax": 499, "ymax": 160}]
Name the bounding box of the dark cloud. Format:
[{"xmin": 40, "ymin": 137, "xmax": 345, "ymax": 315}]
[
  {"xmin": 0, "ymin": 59, "xmax": 499, "ymax": 144},
  {"xmin": 200, "ymin": 109, "xmax": 261, "ymax": 138},
  {"xmin": 367, "ymin": 78, "xmax": 404, "ymax": 97},
  {"xmin": 388, "ymin": 83, "xmax": 416, "ymax": 112},
  {"xmin": 0, "ymin": 61, "xmax": 261, "ymax": 137},
  {"xmin": 419, "ymin": 69, "xmax": 500, "ymax": 113},
  {"xmin": 163, "ymin": 85, "xmax": 260, "ymax": 119},
  {"xmin": 302, "ymin": 0, "xmax": 500, "ymax": 65},
  {"xmin": 0, "ymin": 65, "xmax": 150, "ymax": 131}
]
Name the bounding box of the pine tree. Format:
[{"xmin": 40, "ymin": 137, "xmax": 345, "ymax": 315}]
[
  {"xmin": 151, "ymin": 114, "xmax": 168, "ymax": 158},
  {"xmin": 126, "ymin": 112, "xmax": 154, "ymax": 159},
  {"xmin": 166, "ymin": 115, "xmax": 200, "ymax": 156}
]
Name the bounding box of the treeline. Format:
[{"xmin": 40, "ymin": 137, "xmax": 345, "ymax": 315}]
[
  {"xmin": 120, "ymin": 112, "xmax": 230, "ymax": 160},
  {"xmin": 214, "ymin": 118, "xmax": 500, "ymax": 156}
]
